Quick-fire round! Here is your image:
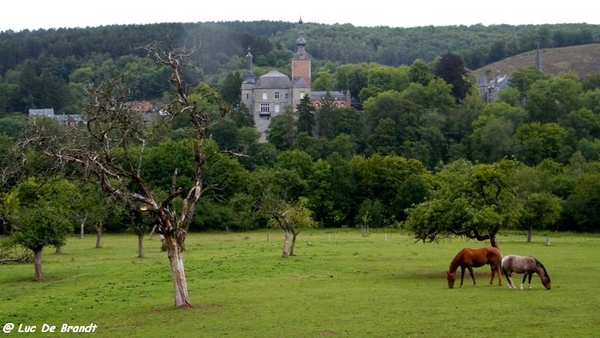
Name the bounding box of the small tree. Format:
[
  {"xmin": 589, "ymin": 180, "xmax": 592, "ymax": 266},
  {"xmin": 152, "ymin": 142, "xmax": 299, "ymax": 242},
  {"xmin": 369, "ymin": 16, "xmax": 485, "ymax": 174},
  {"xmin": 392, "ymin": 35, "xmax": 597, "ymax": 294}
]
[
  {"xmin": 5, "ymin": 177, "xmax": 79, "ymax": 281},
  {"xmin": 520, "ymin": 192, "xmax": 562, "ymax": 242},
  {"xmin": 269, "ymin": 197, "xmax": 316, "ymax": 258},
  {"xmin": 20, "ymin": 44, "xmax": 226, "ymax": 307}
]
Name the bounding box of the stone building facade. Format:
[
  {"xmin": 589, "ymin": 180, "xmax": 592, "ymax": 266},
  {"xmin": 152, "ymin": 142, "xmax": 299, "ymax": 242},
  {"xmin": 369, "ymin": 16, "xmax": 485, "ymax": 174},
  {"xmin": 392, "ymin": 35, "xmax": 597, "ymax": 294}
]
[{"xmin": 241, "ymin": 21, "xmax": 311, "ymax": 142}]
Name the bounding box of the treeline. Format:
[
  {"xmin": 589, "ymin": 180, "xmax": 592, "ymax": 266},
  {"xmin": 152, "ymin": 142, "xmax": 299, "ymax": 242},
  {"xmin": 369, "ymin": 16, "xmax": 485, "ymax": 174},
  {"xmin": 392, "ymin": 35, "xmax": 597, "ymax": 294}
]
[
  {"xmin": 1, "ymin": 59, "xmax": 599, "ymax": 236},
  {"xmin": 1, "ymin": 22, "xmax": 600, "ymax": 112}
]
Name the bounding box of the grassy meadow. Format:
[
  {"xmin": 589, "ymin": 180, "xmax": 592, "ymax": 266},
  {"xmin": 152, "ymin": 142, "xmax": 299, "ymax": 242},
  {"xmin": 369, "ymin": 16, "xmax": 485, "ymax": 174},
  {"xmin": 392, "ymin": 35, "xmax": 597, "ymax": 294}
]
[{"xmin": 1, "ymin": 229, "xmax": 599, "ymax": 337}]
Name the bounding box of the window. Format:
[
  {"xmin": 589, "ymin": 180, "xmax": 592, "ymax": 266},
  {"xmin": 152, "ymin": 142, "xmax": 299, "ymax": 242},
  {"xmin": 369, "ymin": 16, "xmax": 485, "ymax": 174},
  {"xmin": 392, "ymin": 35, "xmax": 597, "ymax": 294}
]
[
  {"xmin": 285, "ymin": 93, "xmax": 289, "ymax": 99},
  {"xmin": 260, "ymin": 104, "xmax": 270, "ymax": 113},
  {"xmin": 246, "ymin": 93, "xmax": 250, "ymax": 100},
  {"xmin": 275, "ymin": 92, "xmax": 280, "ymax": 99},
  {"xmin": 262, "ymin": 92, "xmax": 267, "ymax": 100},
  {"xmin": 275, "ymin": 104, "xmax": 280, "ymax": 113}
]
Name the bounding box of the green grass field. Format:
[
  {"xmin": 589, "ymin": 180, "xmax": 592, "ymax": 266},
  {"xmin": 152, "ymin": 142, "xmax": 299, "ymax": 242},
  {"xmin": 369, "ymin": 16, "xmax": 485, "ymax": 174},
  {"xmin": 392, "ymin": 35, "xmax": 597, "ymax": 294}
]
[{"xmin": 1, "ymin": 230, "xmax": 599, "ymax": 337}]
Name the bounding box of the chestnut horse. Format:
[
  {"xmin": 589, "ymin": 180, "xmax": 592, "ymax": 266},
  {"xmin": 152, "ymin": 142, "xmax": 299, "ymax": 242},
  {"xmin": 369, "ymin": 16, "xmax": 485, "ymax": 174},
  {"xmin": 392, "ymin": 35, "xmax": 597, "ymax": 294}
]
[
  {"xmin": 446, "ymin": 247, "xmax": 502, "ymax": 288},
  {"xmin": 501, "ymin": 254, "xmax": 551, "ymax": 290}
]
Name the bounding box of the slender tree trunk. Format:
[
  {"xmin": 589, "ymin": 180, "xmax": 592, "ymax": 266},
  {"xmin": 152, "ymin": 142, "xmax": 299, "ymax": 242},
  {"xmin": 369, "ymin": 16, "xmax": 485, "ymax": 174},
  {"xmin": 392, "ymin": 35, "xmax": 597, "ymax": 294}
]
[
  {"xmin": 55, "ymin": 245, "xmax": 62, "ymax": 254},
  {"xmin": 137, "ymin": 233, "xmax": 144, "ymax": 258},
  {"xmin": 95, "ymin": 225, "xmax": 102, "ymax": 248},
  {"xmin": 164, "ymin": 232, "xmax": 191, "ymax": 308},
  {"xmin": 527, "ymin": 226, "xmax": 533, "ymax": 243},
  {"xmin": 148, "ymin": 224, "xmax": 158, "ymax": 240},
  {"xmin": 33, "ymin": 249, "xmax": 44, "ymax": 282},
  {"xmin": 289, "ymin": 230, "xmax": 299, "ymax": 256},
  {"xmin": 281, "ymin": 230, "xmax": 290, "ymax": 258},
  {"xmin": 490, "ymin": 234, "xmax": 499, "ymax": 249},
  {"xmin": 79, "ymin": 213, "xmax": 87, "ymax": 239}
]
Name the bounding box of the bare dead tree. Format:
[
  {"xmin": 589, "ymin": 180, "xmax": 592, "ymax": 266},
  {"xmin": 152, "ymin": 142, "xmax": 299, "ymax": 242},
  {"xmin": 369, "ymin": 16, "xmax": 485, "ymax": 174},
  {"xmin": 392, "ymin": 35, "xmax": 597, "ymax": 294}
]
[{"xmin": 18, "ymin": 43, "xmax": 226, "ymax": 308}]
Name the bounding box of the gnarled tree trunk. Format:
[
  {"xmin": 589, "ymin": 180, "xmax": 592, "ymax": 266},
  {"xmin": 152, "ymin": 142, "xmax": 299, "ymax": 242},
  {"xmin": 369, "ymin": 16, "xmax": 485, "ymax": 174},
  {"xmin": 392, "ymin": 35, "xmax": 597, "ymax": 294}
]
[
  {"xmin": 163, "ymin": 231, "xmax": 190, "ymax": 307},
  {"xmin": 137, "ymin": 233, "xmax": 144, "ymax": 258},
  {"xmin": 33, "ymin": 249, "xmax": 44, "ymax": 282},
  {"xmin": 95, "ymin": 224, "xmax": 102, "ymax": 248},
  {"xmin": 281, "ymin": 230, "xmax": 290, "ymax": 258},
  {"xmin": 289, "ymin": 229, "xmax": 299, "ymax": 256}
]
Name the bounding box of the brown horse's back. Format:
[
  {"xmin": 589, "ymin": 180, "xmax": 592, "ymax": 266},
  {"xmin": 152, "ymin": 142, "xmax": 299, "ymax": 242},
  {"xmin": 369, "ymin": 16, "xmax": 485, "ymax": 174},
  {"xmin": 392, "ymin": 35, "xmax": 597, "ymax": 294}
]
[
  {"xmin": 486, "ymin": 247, "xmax": 502, "ymax": 267},
  {"xmin": 461, "ymin": 247, "xmax": 501, "ymax": 267}
]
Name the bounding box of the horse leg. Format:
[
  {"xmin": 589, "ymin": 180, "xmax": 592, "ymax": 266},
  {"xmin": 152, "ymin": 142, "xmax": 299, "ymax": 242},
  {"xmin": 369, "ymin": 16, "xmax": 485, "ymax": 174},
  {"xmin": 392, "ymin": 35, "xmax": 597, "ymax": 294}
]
[
  {"xmin": 521, "ymin": 274, "xmax": 528, "ymax": 290},
  {"xmin": 528, "ymin": 273, "xmax": 533, "ymax": 289},
  {"xmin": 489, "ymin": 265, "xmax": 501, "ymax": 286},
  {"xmin": 497, "ymin": 265, "xmax": 502, "ymax": 286},
  {"xmin": 502, "ymin": 267, "xmax": 514, "ymax": 289},
  {"xmin": 459, "ymin": 267, "xmax": 466, "ymax": 288},
  {"xmin": 467, "ymin": 267, "xmax": 476, "ymax": 287}
]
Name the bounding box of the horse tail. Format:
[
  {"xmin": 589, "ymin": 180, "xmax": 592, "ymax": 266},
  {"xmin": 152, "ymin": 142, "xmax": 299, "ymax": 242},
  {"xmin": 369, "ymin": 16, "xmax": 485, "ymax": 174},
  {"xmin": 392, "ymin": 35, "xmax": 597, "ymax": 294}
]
[
  {"xmin": 535, "ymin": 258, "xmax": 550, "ymax": 282},
  {"xmin": 501, "ymin": 256, "xmax": 510, "ymax": 279}
]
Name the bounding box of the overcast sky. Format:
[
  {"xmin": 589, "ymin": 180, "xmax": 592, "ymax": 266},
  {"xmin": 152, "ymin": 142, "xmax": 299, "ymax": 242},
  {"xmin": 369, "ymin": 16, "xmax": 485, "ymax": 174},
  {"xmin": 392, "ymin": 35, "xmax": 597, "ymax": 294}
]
[{"xmin": 2, "ymin": 0, "xmax": 598, "ymax": 32}]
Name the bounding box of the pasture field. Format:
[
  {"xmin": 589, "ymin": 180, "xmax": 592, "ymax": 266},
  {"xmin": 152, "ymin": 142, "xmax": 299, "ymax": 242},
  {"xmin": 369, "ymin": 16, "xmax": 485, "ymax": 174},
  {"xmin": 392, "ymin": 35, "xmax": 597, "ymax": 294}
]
[{"xmin": 1, "ymin": 230, "xmax": 599, "ymax": 338}]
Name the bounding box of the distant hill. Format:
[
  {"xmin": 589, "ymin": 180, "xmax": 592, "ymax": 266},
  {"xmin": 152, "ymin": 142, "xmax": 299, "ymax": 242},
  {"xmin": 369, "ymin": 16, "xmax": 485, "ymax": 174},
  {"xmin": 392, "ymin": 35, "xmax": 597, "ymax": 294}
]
[{"xmin": 474, "ymin": 43, "xmax": 600, "ymax": 79}]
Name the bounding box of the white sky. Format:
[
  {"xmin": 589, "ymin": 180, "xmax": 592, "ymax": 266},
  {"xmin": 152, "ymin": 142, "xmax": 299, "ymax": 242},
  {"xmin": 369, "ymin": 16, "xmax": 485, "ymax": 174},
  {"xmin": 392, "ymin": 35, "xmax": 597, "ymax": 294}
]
[{"xmin": 1, "ymin": 0, "xmax": 598, "ymax": 32}]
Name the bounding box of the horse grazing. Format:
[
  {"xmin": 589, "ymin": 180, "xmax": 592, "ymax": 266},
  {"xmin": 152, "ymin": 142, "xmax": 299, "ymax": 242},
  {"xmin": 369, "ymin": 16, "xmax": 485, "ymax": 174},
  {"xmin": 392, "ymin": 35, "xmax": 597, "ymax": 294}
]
[
  {"xmin": 501, "ymin": 255, "xmax": 551, "ymax": 290},
  {"xmin": 446, "ymin": 247, "xmax": 502, "ymax": 288}
]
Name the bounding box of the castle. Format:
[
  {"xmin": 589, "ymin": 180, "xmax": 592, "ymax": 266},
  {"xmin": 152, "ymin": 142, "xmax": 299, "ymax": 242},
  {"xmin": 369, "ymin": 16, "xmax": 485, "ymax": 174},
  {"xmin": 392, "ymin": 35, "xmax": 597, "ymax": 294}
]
[
  {"xmin": 478, "ymin": 43, "xmax": 543, "ymax": 103},
  {"xmin": 241, "ymin": 20, "xmax": 351, "ymax": 142}
]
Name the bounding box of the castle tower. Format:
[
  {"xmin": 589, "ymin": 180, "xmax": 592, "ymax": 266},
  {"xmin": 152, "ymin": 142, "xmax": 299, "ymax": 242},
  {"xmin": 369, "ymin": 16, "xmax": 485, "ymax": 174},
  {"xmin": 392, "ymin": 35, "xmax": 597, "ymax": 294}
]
[
  {"xmin": 535, "ymin": 42, "xmax": 543, "ymax": 72},
  {"xmin": 241, "ymin": 47, "xmax": 256, "ymax": 110},
  {"xmin": 291, "ymin": 18, "xmax": 311, "ymax": 87}
]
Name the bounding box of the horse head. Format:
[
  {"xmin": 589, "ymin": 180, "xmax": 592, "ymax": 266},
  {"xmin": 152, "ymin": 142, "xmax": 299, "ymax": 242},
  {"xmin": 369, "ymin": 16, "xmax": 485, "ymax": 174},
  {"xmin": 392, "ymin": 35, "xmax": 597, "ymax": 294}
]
[
  {"xmin": 446, "ymin": 271, "xmax": 456, "ymax": 288},
  {"xmin": 541, "ymin": 276, "xmax": 551, "ymax": 290}
]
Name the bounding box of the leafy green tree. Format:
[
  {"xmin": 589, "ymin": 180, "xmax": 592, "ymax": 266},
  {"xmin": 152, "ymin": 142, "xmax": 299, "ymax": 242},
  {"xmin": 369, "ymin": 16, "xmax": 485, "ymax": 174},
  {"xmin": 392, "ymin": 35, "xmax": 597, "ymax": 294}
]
[
  {"xmin": 334, "ymin": 63, "xmax": 369, "ymax": 103},
  {"xmin": 296, "ymin": 94, "xmax": 315, "ymax": 136},
  {"xmin": 267, "ymin": 106, "xmax": 296, "ymax": 150},
  {"xmin": 210, "ymin": 118, "xmax": 240, "ymax": 151},
  {"xmin": 404, "ymin": 159, "xmax": 522, "ymax": 247},
  {"xmin": 468, "ymin": 115, "xmax": 516, "ymax": 163},
  {"xmin": 560, "ymin": 108, "xmax": 600, "ymax": 145},
  {"xmin": 4, "ymin": 177, "xmax": 79, "ymax": 281},
  {"xmin": 564, "ymin": 166, "xmax": 600, "ymax": 232},
  {"xmin": 433, "ymin": 52, "xmax": 470, "ymax": 102},
  {"xmin": 510, "ymin": 164, "xmax": 562, "ymax": 241},
  {"xmin": 218, "ymin": 71, "xmax": 242, "ymax": 106},
  {"xmin": 359, "ymin": 65, "xmax": 409, "ymax": 102},
  {"xmin": 316, "ymin": 92, "xmax": 337, "ymax": 139},
  {"xmin": 324, "ymin": 152, "xmax": 356, "ymax": 225},
  {"xmin": 408, "ymin": 59, "xmax": 433, "ymax": 86},
  {"xmin": 367, "ymin": 117, "xmax": 398, "ymax": 155},
  {"xmin": 351, "ymin": 154, "xmax": 431, "ymax": 226},
  {"xmin": 525, "ymin": 73, "xmax": 583, "ymax": 123},
  {"xmin": 227, "ymin": 103, "xmax": 255, "ymax": 128},
  {"xmin": 513, "ymin": 122, "xmax": 567, "ymax": 165},
  {"xmin": 521, "ymin": 192, "xmax": 562, "ymax": 242},
  {"xmin": 269, "ymin": 197, "xmax": 316, "ymax": 258},
  {"xmin": 508, "ymin": 66, "xmax": 551, "ymax": 101},
  {"xmin": 21, "ymin": 45, "xmax": 226, "ymax": 308},
  {"xmin": 333, "ymin": 108, "xmax": 364, "ymax": 151},
  {"xmin": 312, "ymin": 71, "xmax": 333, "ymax": 91}
]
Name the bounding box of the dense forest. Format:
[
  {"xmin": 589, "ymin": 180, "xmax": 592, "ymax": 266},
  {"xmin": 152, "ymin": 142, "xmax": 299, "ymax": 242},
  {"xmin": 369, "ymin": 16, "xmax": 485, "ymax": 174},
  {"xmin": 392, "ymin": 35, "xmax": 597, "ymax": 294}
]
[
  {"xmin": 1, "ymin": 21, "xmax": 599, "ymax": 250},
  {"xmin": 1, "ymin": 21, "xmax": 600, "ymax": 114}
]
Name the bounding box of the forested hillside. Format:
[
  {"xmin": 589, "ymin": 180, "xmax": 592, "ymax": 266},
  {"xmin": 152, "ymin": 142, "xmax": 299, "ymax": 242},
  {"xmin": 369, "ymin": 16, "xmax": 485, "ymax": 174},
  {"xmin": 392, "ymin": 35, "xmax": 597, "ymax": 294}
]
[
  {"xmin": 1, "ymin": 21, "xmax": 600, "ymax": 238},
  {"xmin": 1, "ymin": 21, "xmax": 599, "ymax": 115}
]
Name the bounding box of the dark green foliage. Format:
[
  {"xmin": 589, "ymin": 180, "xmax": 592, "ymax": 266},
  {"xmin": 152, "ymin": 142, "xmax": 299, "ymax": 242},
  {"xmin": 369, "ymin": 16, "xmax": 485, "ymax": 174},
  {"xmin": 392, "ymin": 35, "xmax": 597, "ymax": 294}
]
[
  {"xmin": 433, "ymin": 52, "xmax": 470, "ymax": 102},
  {"xmin": 296, "ymin": 95, "xmax": 315, "ymax": 136}
]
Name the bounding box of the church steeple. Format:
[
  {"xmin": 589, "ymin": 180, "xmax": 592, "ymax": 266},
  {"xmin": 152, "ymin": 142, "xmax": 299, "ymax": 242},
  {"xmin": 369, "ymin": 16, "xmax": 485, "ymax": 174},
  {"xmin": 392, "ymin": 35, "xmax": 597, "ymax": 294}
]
[
  {"xmin": 293, "ymin": 19, "xmax": 308, "ymax": 60},
  {"xmin": 535, "ymin": 42, "xmax": 542, "ymax": 72},
  {"xmin": 291, "ymin": 18, "xmax": 311, "ymax": 86},
  {"xmin": 243, "ymin": 47, "xmax": 255, "ymax": 84}
]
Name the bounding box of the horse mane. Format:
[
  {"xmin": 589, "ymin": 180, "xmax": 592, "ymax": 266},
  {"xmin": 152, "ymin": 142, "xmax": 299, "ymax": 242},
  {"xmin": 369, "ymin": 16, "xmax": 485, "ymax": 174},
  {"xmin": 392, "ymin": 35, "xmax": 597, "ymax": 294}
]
[{"xmin": 534, "ymin": 258, "xmax": 551, "ymax": 282}]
